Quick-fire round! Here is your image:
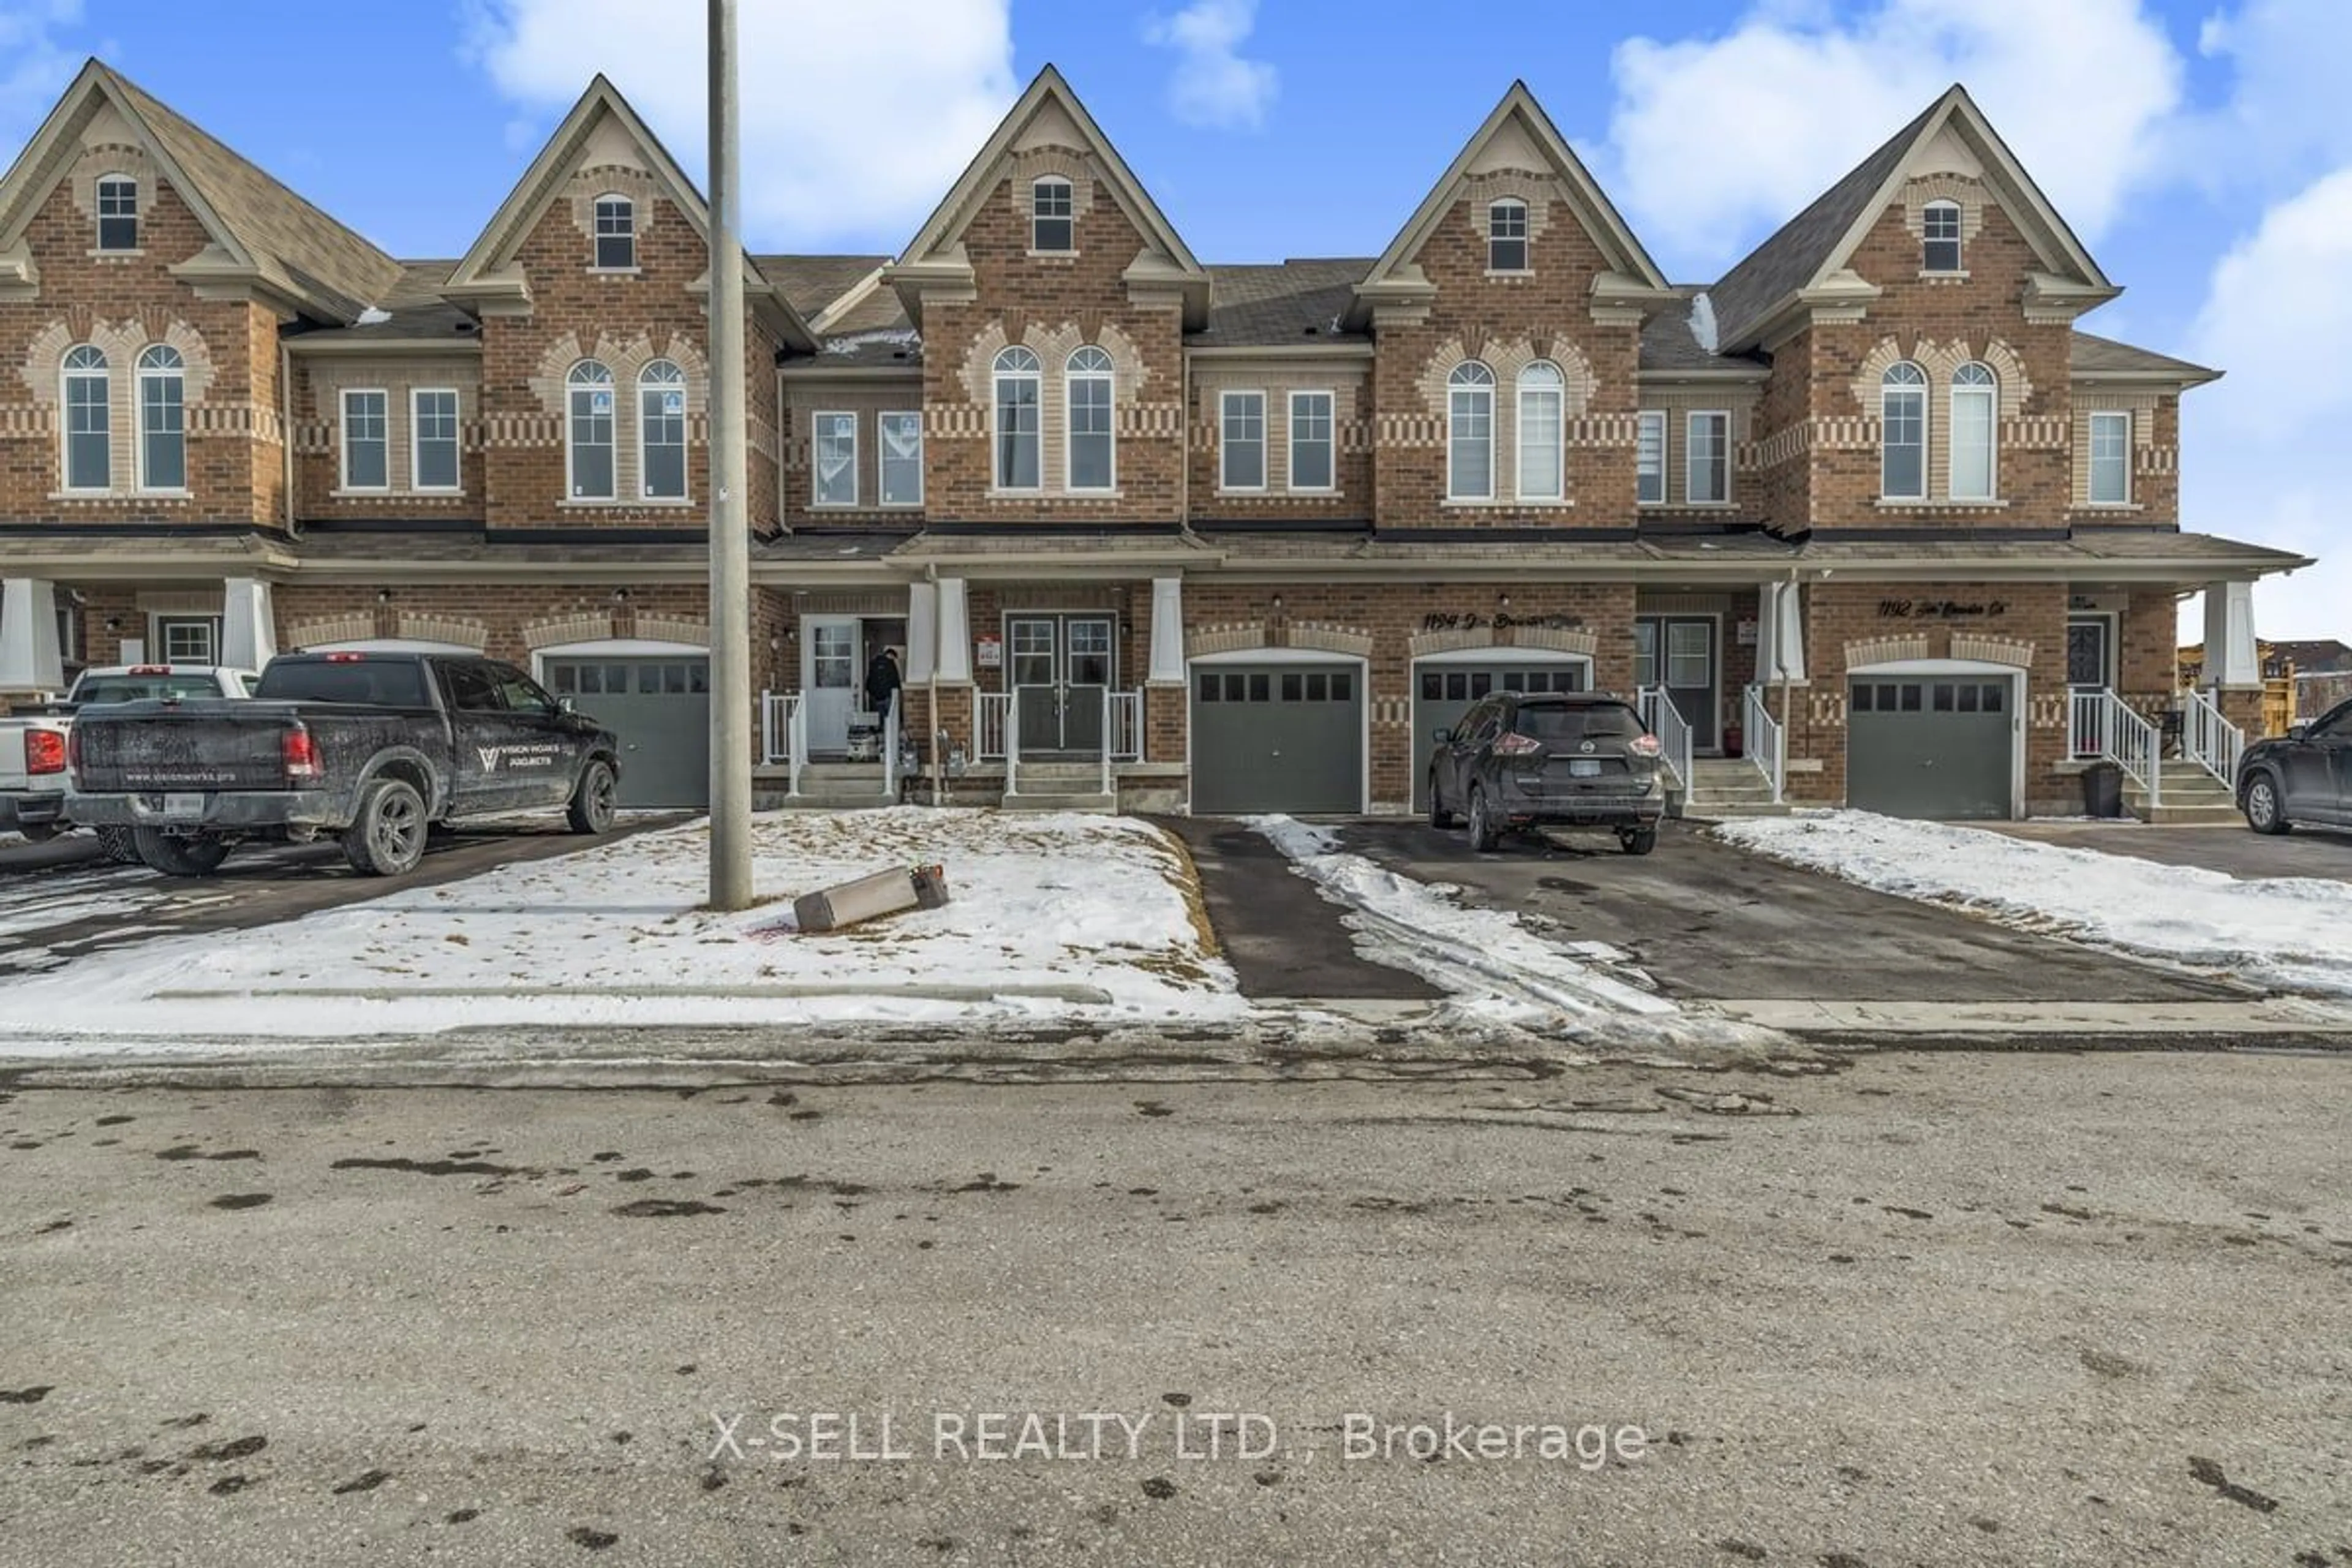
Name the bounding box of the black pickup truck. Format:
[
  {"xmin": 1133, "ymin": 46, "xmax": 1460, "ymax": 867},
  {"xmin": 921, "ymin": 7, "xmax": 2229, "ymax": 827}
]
[{"xmin": 67, "ymin": 652, "xmax": 622, "ymax": 877}]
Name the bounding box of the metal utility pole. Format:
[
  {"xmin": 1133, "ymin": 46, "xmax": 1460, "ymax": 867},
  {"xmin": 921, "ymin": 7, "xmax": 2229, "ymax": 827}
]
[{"xmin": 706, "ymin": 0, "xmax": 753, "ymax": 908}]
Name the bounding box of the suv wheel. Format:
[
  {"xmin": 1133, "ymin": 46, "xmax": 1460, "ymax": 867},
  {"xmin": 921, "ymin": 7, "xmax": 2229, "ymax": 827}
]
[
  {"xmin": 132, "ymin": 829, "xmax": 232, "ymax": 877},
  {"xmin": 1427, "ymin": 774, "xmax": 1455, "ymax": 830},
  {"xmin": 1619, "ymin": 825, "xmax": 1659, "ymax": 856},
  {"xmin": 1466, "ymin": 787, "xmax": 1501, "ymax": 853},
  {"xmin": 568, "ymin": 760, "xmax": 617, "ymax": 834},
  {"xmin": 2243, "ymin": 774, "xmax": 2291, "ymax": 836},
  {"xmin": 342, "ymin": 778, "xmax": 428, "ymax": 876}
]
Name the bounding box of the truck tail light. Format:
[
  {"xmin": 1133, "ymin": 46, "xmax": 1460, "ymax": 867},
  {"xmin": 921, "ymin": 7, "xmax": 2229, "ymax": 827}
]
[
  {"xmin": 1630, "ymin": 734, "xmax": 1663, "ymax": 758},
  {"xmin": 25, "ymin": 729, "xmax": 67, "ymax": 776},
  {"xmin": 64, "ymin": 724, "xmax": 82, "ymax": 777},
  {"xmin": 1491, "ymin": 732, "xmax": 1543, "ymax": 757},
  {"xmin": 283, "ymin": 724, "xmax": 322, "ymax": 780}
]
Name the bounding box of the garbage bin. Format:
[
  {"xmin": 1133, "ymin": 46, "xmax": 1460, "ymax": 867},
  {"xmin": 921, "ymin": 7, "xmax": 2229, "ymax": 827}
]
[{"xmin": 2081, "ymin": 760, "xmax": 2124, "ymax": 818}]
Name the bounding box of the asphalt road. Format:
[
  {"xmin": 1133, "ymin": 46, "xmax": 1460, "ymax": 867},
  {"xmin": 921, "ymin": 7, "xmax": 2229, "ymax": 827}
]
[
  {"xmin": 1980, "ymin": 819, "xmax": 2352, "ymax": 882},
  {"xmin": 1335, "ymin": 818, "xmax": 2244, "ymax": 1004},
  {"xmin": 1, "ymin": 1052, "xmax": 2345, "ymax": 1565}
]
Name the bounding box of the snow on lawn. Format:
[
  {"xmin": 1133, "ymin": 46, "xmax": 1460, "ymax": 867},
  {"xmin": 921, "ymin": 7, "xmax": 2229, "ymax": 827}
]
[
  {"xmin": 1718, "ymin": 811, "xmax": 2352, "ymax": 997},
  {"xmin": 0, "ymin": 809, "xmax": 1245, "ymax": 1048}
]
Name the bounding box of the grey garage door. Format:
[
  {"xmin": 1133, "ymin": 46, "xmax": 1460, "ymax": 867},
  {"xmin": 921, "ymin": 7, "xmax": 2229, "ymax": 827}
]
[
  {"xmin": 1411, "ymin": 659, "xmax": 1587, "ymax": 812},
  {"xmin": 1847, "ymin": 677, "xmax": 2013, "ymax": 820},
  {"xmin": 545, "ymin": 655, "xmax": 709, "ymax": 809},
  {"xmin": 1191, "ymin": 663, "xmax": 1362, "ymax": 815}
]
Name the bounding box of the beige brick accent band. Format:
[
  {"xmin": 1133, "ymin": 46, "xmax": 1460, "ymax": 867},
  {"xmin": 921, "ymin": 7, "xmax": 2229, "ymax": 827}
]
[
  {"xmin": 1844, "ymin": 635, "xmax": 1932, "ymax": 669},
  {"xmin": 1950, "ymin": 635, "xmax": 2035, "ymax": 668}
]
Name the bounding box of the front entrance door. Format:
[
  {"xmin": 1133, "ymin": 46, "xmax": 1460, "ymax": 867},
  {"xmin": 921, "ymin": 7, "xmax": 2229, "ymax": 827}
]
[
  {"xmin": 1009, "ymin": 614, "xmax": 1114, "ymax": 754},
  {"xmin": 804, "ymin": 617, "xmax": 861, "ymax": 756},
  {"xmin": 1635, "ymin": 616, "xmax": 1718, "ymax": 751},
  {"xmin": 2067, "ymin": 614, "xmax": 2113, "ymax": 756}
]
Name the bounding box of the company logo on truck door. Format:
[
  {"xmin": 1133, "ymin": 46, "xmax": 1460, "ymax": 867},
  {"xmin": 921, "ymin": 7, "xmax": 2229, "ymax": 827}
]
[{"xmin": 477, "ymin": 743, "xmax": 563, "ymax": 773}]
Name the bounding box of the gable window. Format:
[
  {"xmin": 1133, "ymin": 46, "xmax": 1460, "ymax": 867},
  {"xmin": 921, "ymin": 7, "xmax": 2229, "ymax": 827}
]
[
  {"xmin": 412, "ymin": 388, "xmax": 461, "ymax": 491},
  {"xmin": 1517, "ymin": 361, "xmax": 1565, "ymax": 501},
  {"xmin": 1686, "ymin": 410, "xmax": 1730, "ymax": 505},
  {"xmin": 1923, "ymin": 200, "xmax": 1962, "ymax": 273},
  {"xmin": 1066, "ymin": 345, "xmax": 1115, "ymax": 491},
  {"xmin": 136, "ymin": 345, "xmax": 186, "ymax": 491},
  {"xmin": 992, "ymin": 345, "xmax": 1041, "ymax": 489},
  {"xmin": 61, "ymin": 345, "xmax": 109, "ymax": 491},
  {"xmin": 639, "ymin": 360, "xmax": 687, "ymax": 499},
  {"xmin": 567, "ymin": 360, "xmax": 616, "ymax": 499},
  {"xmin": 1220, "ymin": 391, "xmax": 1265, "ymax": 489},
  {"xmin": 1031, "ymin": 177, "xmax": 1074, "ymax": 252},
  {"xmin": 1948, "ymin": 361, "xmax": 1996, "ymax": 500},
  {"xmin": 1288, "ymin": 390, "xmax": 1334, "ymax": 491},
  {"xmin": 1635, "ymin": 410, "xmax": 1665, "ymax": 505},
  {"xmin": 1488, "ymin": 199, "xmax": 1528, "ymax": 272},
  {"xmin": 880, "ymin": 411, "xmax": 923, "ymax": 506},
  {"xmin": 96, "ymin": 175, "xmax": 138, "ymax": 251},
  {"xmin": 156, "ymin": 615, "xmax": 219, "ymax": 664},
  {"xmin": 2088, "ymin": 410, "xmax": 2131, "ymax": 505},
  {"xmin": 340, "ymin": 387, "xmax": 388, "ymax": 491},
  {"xmin": 1880, "ymin": 361, "xmax": 1927, "ymax": 500},
  {"xmin": 594, "ymin": 195, "xmax": 635, "ymax": 269},
  {"xmin": 812, "ymin": 411, "xmax": 858, "ymax": 507},
  {"xmin": 1447, "ymin": 361, "xmax": 1494, "ymax": 500}
]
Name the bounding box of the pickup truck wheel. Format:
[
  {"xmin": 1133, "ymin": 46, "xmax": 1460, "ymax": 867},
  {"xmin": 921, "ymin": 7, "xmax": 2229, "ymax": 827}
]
[
  {"xmin": 96, "ymin": 827, "xmax": 140, "ymax": 864},
  {"xmin": 567, "ymin": 760, "xmax": 617, "ymax": 835},
  {"xmin": 342, "ymin": 778, "xmax": 428, "ymax": 876},
  {"xmin": 132, "ymin": 829, "xmax": 232, "ymax": 876}
]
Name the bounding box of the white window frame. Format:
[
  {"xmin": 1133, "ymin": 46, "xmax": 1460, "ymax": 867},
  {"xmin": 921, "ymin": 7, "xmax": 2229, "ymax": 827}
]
[
  {"xmin": 592, "ymin": 194, "xmax": 635, "ymax": 270},
  {"xmin": 1487, "ymin": 199, "xmax": 1529, "ymax": 273},
  {"xmin": 1065, "ymin": 345, "xmax": 1116, "ymax": 492},
  {"xmin": 638, "ymin": 360, "xmax": 688, "ymax": 501},
  {"xmin": 1517, "ymin": 362, "xmax": 1565, "ymax": 502},
  {"xmin": 410, "ymin": 387, "xmax": 461, "ymax": 494},
  {"xmin": 60, "ymin": 344, "xmax": 110, "ymax": 494},
  {"xmin": 1922, "ymin": 199, "xmax": 1963, "ymax": 273},
  {"xmin": 879, "ymin": 410, "xmax": 923, "ymax": 508},
  {"xmin": 1880, "ymin": 362, "xmax": 1928, "ymax": 501},
  {"xmin": 1031, "ymin": 176, "xmax": 1074, "ymax": 254},
  {"xmin": 153, "ymin": 614, "xmax": 221, "ymax": 665},
  {"xmin": 1287, "ymin": 390, "xmax": 1335, "ymax": 492},
  {"xmin": 2087, "ymin": 410, "xmax": 2131, "ymax": 505},
  {"xmin": 1948, "ymin": 362, "xmax": 1997, "ymax": 500},
  {"xmin": 1684, "ymin": 410, "xmax": 1730, "ymax": 506},
  {"xmin": 566, "ymin": 360, "xmax": 616, "ymax": 500},
  {"xmin": 1219, "ymin": 390, "xmax": 1266, "ymax": 492},
  {"xmin": 339, "ymin": 386, "xmax": 390, "ymax": 494},
  {"xmin": 811, "ymin": 410, "xmax": 859, "ymax": 507},
  {"xmin": 992, "ymin": 346, "xmax": 1042, "ymax": 491},
  {"xmin": 1447, "ymin": 362, "xmax": 1494, "ymax": 501},
  {"xmin": 135, "ymin": 344, "xmax": 187, "ymax": 494},
  {"xmin": 95, "ymin": 173, "xmax": 138, "ymax": 252},
  {"xmin": 1635, "ymin": 409, "xmax": 1665, "ymax": 505}
]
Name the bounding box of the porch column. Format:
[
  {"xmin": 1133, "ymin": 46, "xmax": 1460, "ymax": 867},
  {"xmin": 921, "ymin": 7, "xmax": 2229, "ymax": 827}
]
[
  {"xmin": 0, "ymin": 578, "xmax": 64, "ymax": 694},
  {"xmin": 1757, "ymin": 581, "xmax": 1806, "ymax": 683},
  {"xmin": 1147, "ymin": 576, "xmax": 1185, "ymax": 684},
  {"xmin": 221, "ymin": 578, "xmax": 277, "ymax": 671},
  {"xmin": 934, "ymin": 576, "xmax": 971, "ymax": 682},
  {"xmin": 2203, "ymin": 581, "xmax": 2260, "ymax": 688},
  {"xmin": 905, "ymin": 579, "xmax": 937, "ymax": 682}
]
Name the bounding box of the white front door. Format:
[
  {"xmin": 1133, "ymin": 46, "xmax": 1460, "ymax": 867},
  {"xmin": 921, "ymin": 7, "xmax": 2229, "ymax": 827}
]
[{"xmin": 803, "ymin": 617, "xmax": 861, "ymax": 756}]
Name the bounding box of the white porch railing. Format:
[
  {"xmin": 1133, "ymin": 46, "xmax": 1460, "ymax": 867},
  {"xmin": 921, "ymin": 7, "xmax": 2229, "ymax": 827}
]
[
  {"xmin": 2067, "ymin": 688, "xmax": 2106, "ymax": 761},
  {"xmin": 2180, "ymin": 686, "xmax": 2245, "ymax": 791},
  {"xmin": 2071, "ymin": 688, "xmax": 2161, "ymax": 808},
  {"xmin": 1110, "ymin": 689, "xmax": 1144, "ymax": 762},
  {"xmin": 978, "ymin": 690, "xmax": 1011, "ymax": 762},
  {"xmin": 760, "ymin": 690, "xmax": 807, "ymax": 797},
  {"xmin": 1743, "ymin": 685, "xmax": 1785, "ymax": 804},
  {"xmin": 881, "ymin": 704, "xmax": 900, "ymax": 801},
  {"xmin": 1636, "ymin": 686, "xmax": 1693, "ymax": 790}
]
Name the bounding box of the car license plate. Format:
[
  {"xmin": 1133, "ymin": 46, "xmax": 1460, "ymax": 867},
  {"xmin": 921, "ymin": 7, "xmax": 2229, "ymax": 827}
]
[
  {"xmin": 163, "ymin": 793, "xmax": 206, "ymax": 820},
  {"xmin": 1569, "ymin": 759, "xmax": 1602, "ymax": 778}
]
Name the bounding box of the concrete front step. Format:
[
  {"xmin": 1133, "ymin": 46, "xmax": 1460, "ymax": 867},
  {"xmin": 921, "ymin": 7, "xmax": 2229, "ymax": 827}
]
[
  {"xmin": 1683, "ymin": 800, "xmax": 1795, "ymax": 820},
  {"xmin": 997, "ymin": 791, "xmax": 1117, "ymax": 813}
]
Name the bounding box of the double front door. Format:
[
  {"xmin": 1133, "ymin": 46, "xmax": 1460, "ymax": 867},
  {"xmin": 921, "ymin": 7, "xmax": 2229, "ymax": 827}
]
[
  {"xmin": 1635, "ymin": 616, "xmax": 1718, "ymax": 751},
  {"xmin": 1009, "ymin": 613, "xmax": 1114, "ymax": 754}
]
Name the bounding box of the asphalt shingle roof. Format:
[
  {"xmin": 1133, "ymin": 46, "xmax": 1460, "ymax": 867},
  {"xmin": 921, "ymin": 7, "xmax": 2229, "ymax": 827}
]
[
  {"xmin": 2068, "ymin": 331, "xmax": 2218, "ymax": 382},
  {"xmin": 1193, "ymin": 260, "xmax": 1371, "ymax": 347},
  {"xmin": 755, "ymin": 253, "xmax": 888, "ymax": 320}
]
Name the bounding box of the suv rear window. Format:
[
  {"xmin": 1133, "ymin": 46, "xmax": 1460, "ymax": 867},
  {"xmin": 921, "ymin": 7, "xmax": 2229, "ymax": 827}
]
[
  {"xmin": 73, "ymin": 674, "xmax": 226, "ymax": 704},
  {"xmin": 255, "ymin": 660, "xmax": 431, "ymax": 707},
  {"xmin": 1513, "ymin": 703, "xmax": 1644, "ymax": 742}
]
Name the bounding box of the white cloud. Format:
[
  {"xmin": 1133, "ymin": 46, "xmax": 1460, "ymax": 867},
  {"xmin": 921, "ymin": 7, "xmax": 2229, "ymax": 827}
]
[
  {"xmin": 1144, "ymin": 0, "xmax": 1277, "ymax": 131},
  {"xmin": 0, "ymin": 1, "xmax": 88, "ymax": 152},
  {"xmin": 1604, "ymin": 0, "xmax": 2182, "ymax": 274},
  {"xmin": 2186, "ymin": 0, "xmax": 2352, "ymax": 189},
  {"xmin": 462, "ymin": 0, "xmax": 1016, "ymax": 250}
]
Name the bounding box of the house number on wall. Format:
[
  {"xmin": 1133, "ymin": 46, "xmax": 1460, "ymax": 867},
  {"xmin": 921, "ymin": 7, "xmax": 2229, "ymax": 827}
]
[
  {"xmin": 1420, "ymin": 611, "xmax": 1586, "ymax": 633},
  {"xmin": 1877, "ymin": 598, "xmax": 2009, "ymax": 619}
]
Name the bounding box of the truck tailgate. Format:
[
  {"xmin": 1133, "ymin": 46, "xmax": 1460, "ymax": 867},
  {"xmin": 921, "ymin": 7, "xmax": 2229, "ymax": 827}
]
[{"xmin": 70, "ymin": 701, "xmax": 298, "ymax": 792}]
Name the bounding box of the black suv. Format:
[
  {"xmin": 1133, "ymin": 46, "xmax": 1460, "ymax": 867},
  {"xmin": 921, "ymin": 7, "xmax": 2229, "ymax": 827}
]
[
  {"xmin": 1427, "ymin": 692, "xmax": 1667, "ymax": 855},
  {"xmin": 2237, "ymin": 696, "xmax": 2352, "ymax": 834}
]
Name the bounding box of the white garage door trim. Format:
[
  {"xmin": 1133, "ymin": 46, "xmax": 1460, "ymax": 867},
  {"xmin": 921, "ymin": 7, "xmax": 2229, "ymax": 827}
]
[
  {"xmin": 1185, "ymin": 647, "xmax": 1371, "ymax": 816},
  {"xmin": 303, "ymin": 638, "xmax": 481, "ymax": 655},
  {"xmin": 529, "ymin": 637, "xmax": 708, "ymax": 684},
  {"xmin": 1847, "ymin": 657, "xmax": 2027, "ymax": 820}
]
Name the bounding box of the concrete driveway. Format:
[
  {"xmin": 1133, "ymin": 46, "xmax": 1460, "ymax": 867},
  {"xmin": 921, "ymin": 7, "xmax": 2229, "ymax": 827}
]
[
  {"xmin": 1335, "ymin": 818, "xmax": 2242, "ymax": 1004},
  {"xmin": 1978, "ymin": 819, "xmax": 2352, "ymax": 882}
]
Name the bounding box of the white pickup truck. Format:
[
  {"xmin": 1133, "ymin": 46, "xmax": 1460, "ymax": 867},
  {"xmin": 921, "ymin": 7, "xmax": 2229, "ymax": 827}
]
[{"xmin": 2, "ymin": 665, "xmax": 258, "ymax": 853}]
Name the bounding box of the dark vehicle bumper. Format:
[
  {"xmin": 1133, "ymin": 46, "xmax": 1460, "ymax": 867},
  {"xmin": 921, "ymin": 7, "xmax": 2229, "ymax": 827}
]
[
  {"xmin": 1491, "ymin": 780, "xmax": 1665, "ymax": 829},
  {"xmin": 0, "ymin": 791, "xmax": 68, "ymax": 831},
  {"xmin": 69, "ymin": 789, "xmax": 345, "ymax": 834}
]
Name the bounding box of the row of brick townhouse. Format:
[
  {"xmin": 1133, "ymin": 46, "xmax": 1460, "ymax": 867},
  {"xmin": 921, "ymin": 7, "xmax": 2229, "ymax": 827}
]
[{"xmin": 0, "ymin": 59, "xmax": 2312, "ymax": 818}]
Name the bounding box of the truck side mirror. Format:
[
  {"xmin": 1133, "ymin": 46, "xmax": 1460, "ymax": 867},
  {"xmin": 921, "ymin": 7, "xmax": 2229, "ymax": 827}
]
[{"xmin": 2286, "ymin": 723, "xmax": 2309, "ymax": 742}]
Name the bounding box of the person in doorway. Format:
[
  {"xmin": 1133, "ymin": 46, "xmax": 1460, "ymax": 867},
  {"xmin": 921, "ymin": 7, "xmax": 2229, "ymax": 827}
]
[{"xmin": 865, "ymin": 646, "xmax": 902, "ymax": 733}]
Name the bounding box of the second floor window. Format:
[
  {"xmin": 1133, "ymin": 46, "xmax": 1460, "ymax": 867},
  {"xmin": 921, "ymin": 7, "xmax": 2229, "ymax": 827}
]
[
  {"xmin": 61, "ymin": 344, "xmax": 109, "ymax": 491},
  {"xmin": 1922, "ymin": 200, "xmax": 1962, "ymax": 272},
  {"xmin": 412, "ymin": 388, "xmax": 460, "ymax": 491},
  {"xmin": 567, "ymin": 360, "xmax": 615, "ymax": 499},
  {"xmin": 2089, "ymin": 410, "xmax": 2131, "ymax": 504},
  {"xmin": 1518, "ymin": 361, "xmax": 1564, "ymax": 501},
  {"xmin": 1032, "ymin": 178, "xmax": 1074, "ymax": 252},
  {"xmin": 1635, "ymin": 410, "xmax": 1665, "ymax": 505},
  {"xmin": 812, "ymin": 411, "xmax": 857, "ymax": 506},
  {"xmin": 1066, "ymin": 345, "xmax": 1114, "ymax": 490},
  {"xmin": 1488, "ymin": 199, "xmax": 1528, "ymax": 271},
  {"xmin": 1220, "ymin": 391, "xmax": 1264, "ymax": 489},
  {"xmin": 639, "ymin": 360, "xmax": 687, "ymax": 499},
  {"xmin": 594, "ymin": 195, "xmax": 635, "ymax": 268},
  {"xmin": 341, "ymin": 387, "xmax": 388, "ymax": 490},
  {"xmin": 138, "ymin": 345, "xmax": 186, "ymax": 491},
  {"xmin": 992, "ymin": 345, "xmax": 1040, "ymax": 489},
  {"xmin": 1686, "ymin": 410, "xmax": 1729, "ymax": 504},
  {"xmin": 96, "ymin": 175, "xmax": 138, "ymax": 251},
  {"xmin": 1949, "ymin": 361, "xmax": 1996, "ymax": 500},
  {"xmin": 1447, "ymin": 361, "xmax": 1494, "ymax": 500},
  {"xmin": 1880, "ymin": 361, "xmax": 1927, "ymax": 500},
  {"xmin": 1289, "ymin": 391, "xmax": 1333, "ymax": 491},
  {"xmin": 880, "ymin": 411, "xmax": 922, "ymax": 506}
]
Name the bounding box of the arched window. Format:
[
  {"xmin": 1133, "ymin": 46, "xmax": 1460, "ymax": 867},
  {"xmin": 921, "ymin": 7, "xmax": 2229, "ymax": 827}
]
[
  {"xmin": 1488, "ymin": 199, "xmax": 1528, "ymax": 271},
  {"xmin": 136, "ymin": 344, "xmax": 184, "ymax": 492},
  {"xmin": 96, "ymin": 175, "xmax": 138, "ymax": 251},
  {"xmin": 1880, "ymin": 361, "xmax": 1927, "ymax": 500},
  {"xmin": 1517, "ymin": 360, "xmax": 1564, "ymax": 501},
  {"xmin": 992, "ymin": 345, "xmax": 1041, "ymax": 489},
  {"xmin": 594, "ymin": 195, "xmax": 634, "ymax": 269},
  {"xmin": 567, "ymin": 360, "xmax": 616, "ymax": 499},
  {"xmin": 1066, "ymin": 345, "xmax": 1114, "ymax": 491},
  {"xmin": 1031, "ymin": 177, "xmax": 1074, "ymax": 252},
  {"xmin": 1447, "ymin": 361, "xmax": 1494, "ymax": 500},
  {"xmin": 1948, "ymin": 361, "xmax": 1996, "ymax": 500},
  {"xmin": 61, "ymin": 345, "xmax": 109, "ymax": 491},
  {"xmin": 639, "ymin": 359, "xmax": 687, "ymax": 499},
  {"xmin": 1922, "ymin": 199, "xmax": 1962, "ymax": 273}
]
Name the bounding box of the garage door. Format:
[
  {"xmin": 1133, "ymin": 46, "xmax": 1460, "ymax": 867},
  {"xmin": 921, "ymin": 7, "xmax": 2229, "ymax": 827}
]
[
  {"xmin": 1411, "ymin": 658, "xmax": 1588, "ymax": 812},
  {"xmin": 1847, "ymin": 677, "xmax": 2013, "ymax": 820},
  {"xmin": 1191, "ymin": 663, "xmax": 1362, "ymax": 815},
  {"xmin": 544, "ymin": 655, "xmax": 709, "ymax": 809}
]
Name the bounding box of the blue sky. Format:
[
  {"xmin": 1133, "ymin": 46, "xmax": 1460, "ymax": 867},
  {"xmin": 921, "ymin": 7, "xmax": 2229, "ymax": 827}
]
[{"xmin": 2, "ymin": 0, "xmax": 2346, "ymax": 640}]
